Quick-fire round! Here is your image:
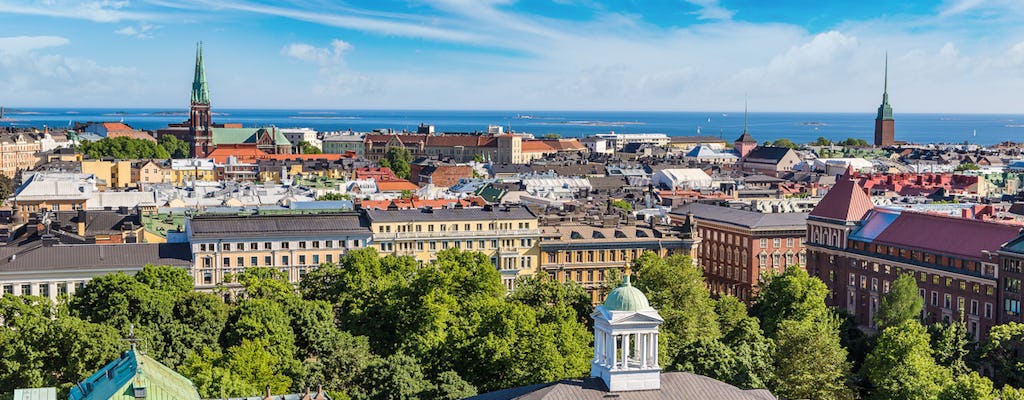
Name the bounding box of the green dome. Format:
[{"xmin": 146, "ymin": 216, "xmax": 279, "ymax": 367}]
[{"xmin": 603, "ymin": 275, "xmax": 652, "ymax": 311}]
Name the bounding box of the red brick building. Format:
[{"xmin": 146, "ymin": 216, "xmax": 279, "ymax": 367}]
[
  {"xmin": 806, "ymin": 171, "xmax": 1020, "ymax": 340},
  {"xmin": 670, "ymin": 203, "xmax": 808, "ymax": 302}
]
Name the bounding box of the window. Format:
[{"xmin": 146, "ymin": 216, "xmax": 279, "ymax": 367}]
[
  {"xmin": 264, "ymin": 242, "xmax": 272, "ymax": 249},
  {"xmin": 250, "ymin": 242, "xmax": 258, "ymax": 250},
  {"xmin": 871, "ymin": 278, "xmax": 878, "ymax": 292},
  {"xmin": 1006, "ymin": 299, "xmax": 1020, "ymax": 316},
  {"xmin": 282, "ymin": 256, "xmax": 290, "ymax": 266},
  {"xmin": 860, "ymin": 276, "xmax": 867, "ymax": 289},
  {"xmin": 299, "ymin": 241, "xmax": 307, "ymax": 249},
  {"xmin": 223, "ymin": 257, "xmax": 230, "ymax": 267},
  {"xmin": 298, "ymin": 255, "xmax": 306, "ymax": 265},
  {"xmin": 265, "ymin": 256, "xmax": 272, "ymax": 265},
  {"xmin": 944, "ymin": 294, "xmax": 952, "ymax": 309},
  {"xmin": 971, "ymin": 300, "xmax": 979, "ymax": 316},
  {"xmin": 985, "ymin": 303, "xmax": 994, "ymax": 319},
  {"xmin": 203, "ymin": 257, "xmax": 212, "ymax": 268},
  {"xmin": 223, "ymin": 243, "xmax": 231, "ymax": 251},
  {"xmin": 282, "ymin": 242, "xmax": 290, "ymax": 249},
  {"xmin": 203, "ymin": 272, "xmax": 212, "ymax": 285},
  {"xmin": 849, "ymin": 273, "xmax": 856, "ymax": 286},
  {"xmin": 251, "ymin": 256, "xmax": 258, "ymax": 266},
  {"xmin": 760, "ymin": 239, "xmax": 768, "ymax": 248},
  {"xmin": 313, "ymin": 255, "xmax": 320, "ymax": 265},
  {"xmin": 787, "ymin": 238, "xmax": 794, "ymax": 247},
  {"xmin": 774, "ymin": 238, "xmax": 781, "ymax": 248},
  {"xmin": 931, "ymin": 291, "xmax": 938, "ymax": 306}
]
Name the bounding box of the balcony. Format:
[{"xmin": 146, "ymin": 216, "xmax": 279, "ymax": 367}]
[{"xmin": 374, "ymin": 228, "xmax": 541, "ymax": 241}]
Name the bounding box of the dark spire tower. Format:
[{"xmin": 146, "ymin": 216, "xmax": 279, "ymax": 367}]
[
  {"xmin": 189, "ymin": 42, "xmax": 213, "ymax": 158},
  {"xmin": 734, "ymin": 95, "xmax": 756, "ymax": 158},
  {"xmin": 873, "ymin": 53, "xmax": 895, "ymax": 147}
]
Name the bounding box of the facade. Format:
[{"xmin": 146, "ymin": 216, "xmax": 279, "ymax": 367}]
[
  {"xmin": 83, "ymin": 122, "xmax": 156, "ymax": 142},
  {"xmin": 740, "ymin": 146, "xmax": 801, "ymax": 176},
  {"xmin": 805, "ymin": 173, "xmax": 1017, "ymax": 340},
  {"xmin": 670, "ymin": 203, "xmax": 808, "ymax": 302},
  {"xmin": 170, "ymin": 159, "xmax": 216, "ymax": 185},
  {"xmin": 322, "ymin": 134, "xmax": 365, "ymax": 156},
  {"xmin": 281, "ymin": 128, "xmax": 320, "ymax": 153},
  {"xmin": 133, "ymin": 160, "xmax": 172, "ymax": 185},
  {"xmin": 186, "ymin": 212, "xmax": 373, "ymax": 293},
  {"xmin": 81, "ymin": 160, "xmax": 133, "ymax": 189},
  {"xmin": 874, "ymin": 55, "xmax": 896, "ymax": 147},
  {"xmin": 365, "ymin": 205, "xmax": 540, "ymax": 290},
  {"xmin": 594, "ymin": 133, "xmax": 670, "ymax": 151},
  {"xmin": 734, "ymin": 131, "xmax": 757, "ymax": 159},
  {"xmin": 0, "ymin": 132, "xmax": 41, "ymax": 178},
  {"xmin": 364, "ymin": 133, "xmax": 582, "ymax": 164},
  {"xmin": 651, "ymin": 168, "xmax": 714, "ymax": 190},
  {"xmin": 539, "ymin": 222, "xmax": 699, "ymax": 304}
]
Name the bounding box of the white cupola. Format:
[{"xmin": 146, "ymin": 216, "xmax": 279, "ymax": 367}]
[{"xmin": 590, "ymin": 275, "xmax": 663, "ymax": 392}]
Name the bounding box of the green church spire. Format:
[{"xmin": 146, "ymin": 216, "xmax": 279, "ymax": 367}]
[
  {"xmin": 876, "ymin": 52, "xmax": 893, "ymax": 120},
  {"xmin": 191, "ymin": 42, "xmax": 210, "ymax": 105}
]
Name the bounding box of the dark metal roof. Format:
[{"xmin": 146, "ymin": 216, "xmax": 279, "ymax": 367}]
[
  {"xmin": 365, "ymin": 205, "xmax": 537, "ymax": 223},
  {"xmin": 0, "ymin": 243, "xmax": 191, "ymax": 274},
  {"xmin": 189, "ymin": 213, "xmax": 371, "ymax": 239},
  {"xmin": 744, "ymin": 146, "xmax": 794, "ymax": 162},
  {"xmin": 469, "ymin": 372, "xmax": 776, "ymax": 400},
  {"xmin": 671, "ymin": 203, "xmax": 807, "ymax": 230}
]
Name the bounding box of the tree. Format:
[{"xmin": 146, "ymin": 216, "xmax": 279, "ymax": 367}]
[
  {"xmin": 671, "ymin": 337, "xmax": 737, "ymax": 383},
  {"xmin": 724, "ymin": 318, "xmax": 775, "ymax": 390},
  {"xmin": 932, "ymin": 319, "xmax": 969, "ymax": 375},
  {"xmin": 938, "ymin": 372, "xmax": 996, "ymax": 400},
  {"xmin": 0, "ymin": 174, "xmax": 14, "ymax": 200},
  {"xmin": 542, "ymin": 133, "xmax": 562, "ymax": 139},
  {"xmin": 380, "ymin": 147, "xmax": 412, "ymax": 179},
  {"xmin": 841, "ymin": 138, "xmax": 870, "ymax": 147},
  {"xmin": 812, "ymin": 136, "xmax": 833, "ymax": 146},
  {"xmin": 317, "ymin": 192, "xmax": 351, "ymax": 201},
  {"xmin": 955, "ymin": 163, "xmax": 980, "ymax": 172},
  {"xmin": 158, "ymin": 134, "xmax": 190, "ymax": 158},
  {"xmin": 773, "ymin": 315, "xmax": 853, "ymax": 400},
  {"xmin": 299, "ymin": 141, "xmax": 323, "ymax": 154},
  {"xmin": 631, "ymin": 252, "xmax": 720, "ymax": 366},
  {"xmin": 78, "ymin": 137, "xmax": 170, "ymax": 160},
  {"xmin": 610, "ymin": 199, "xmax": 633, "ymax": 213},
  {"xmin": 508, "ymin": 274, "xmax": 592, "ymax": 326},
  {"xmin": 862, "ymin": 320, "xmax": 951, "ymax": 400},
  {"xmin": 771, "ymin": 138, "xmax": 798, "ymax": 149},
  {"xmin": 981, "ymin": 322, "xmax": 1024, "ymax": 387},
  {"xmin": 875, "ymin": 273, "xmax": 923, "ymax": 330},
  {"xmin": 599, "ymin": 266, "xmax": 624, "ymax": 299},
  {"xmin": 752, "ymin": 266, "xmax": 831, "ymax": 338},
  {"xmin": 358, "ymin": 353, "xmax": 431, "ymax": 400}
]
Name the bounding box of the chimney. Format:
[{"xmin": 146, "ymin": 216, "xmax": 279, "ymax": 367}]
[{"xmin": 77, "ymin": 209, "xmax": 87, "ymax": 236}]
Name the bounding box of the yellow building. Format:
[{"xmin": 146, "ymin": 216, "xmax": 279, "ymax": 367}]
[
  {"xmin": 186, "ymin": 212, "xmax": 373, "ymax": 294},
  {"xmin": 538, "ymin": 221, "xmax": 700, "ymax": 304},
  {"xmin": 170, "ymin": 159, "xmax": 216, "ymax": 186},
  {"xmin": 81, "ymin": 160, "xmax": 133, "ymax": 189},
  {"xmin": 0, "ymin": 133, "xmax": 41, "ymax": 178},
  {"xmin": 365, "ymin": 205, "xmax": 541, "ymax": 291},
  {"xmin": 134, "ymin": 160, "xmax": 172, "ymax": 185}
]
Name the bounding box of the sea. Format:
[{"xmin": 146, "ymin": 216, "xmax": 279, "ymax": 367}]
[{"xmin": 2, "ymin": 108, "xmax": 1023, "ymax": 145}]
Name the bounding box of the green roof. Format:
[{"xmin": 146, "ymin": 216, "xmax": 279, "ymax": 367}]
[
  {"xmin": 211, "ymin": 127, "xmax": 291, "ymax": 146},
  {"xmin": 191, "ymin": 42, "xmax": 210, "ymax": 105},
  {"xmin": 69, "ymin": 350, "xmax": 200, "ymax": 400},
  {"xmin": 603, "ymin": 275, "xmax": 653, "ymax": 312}
]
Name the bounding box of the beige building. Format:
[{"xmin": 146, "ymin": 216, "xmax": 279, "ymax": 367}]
[
  {"xmin": 134, "ymin": 160, "xmax": 172, "ymax": 185},
  {"xmin": 365, "ymin": 205, "xmax": 541, "ymax": 290},
  {"xmin": 186, "ymin": 212, "xmax": 373, "ymax": 294},
  {"xmin": 0, "ymin": 133, "xmax": 41, "ymax": 178}
]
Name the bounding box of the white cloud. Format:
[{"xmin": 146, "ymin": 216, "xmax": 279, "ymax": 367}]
[
  {"xmin": 0, "ymin": 0, "xmax": 153, "ymax": 22},
  {"xmin": 281, "ymin": 40, "xmax": 374, "ymax": 96},
  {"xmin": 685, "ymin": 0, "xmax": 734, "ymax": 20},
  {"xmin": 0, "ymin": 46, "xmax": 141, "ymax": 106},
  {"xmin": 114, "ymin": 23, "xmax": 157, "ymax": 39},
  {"xmin": 0, "ymin": 36, "xmax": 69, "ymax": 53}
]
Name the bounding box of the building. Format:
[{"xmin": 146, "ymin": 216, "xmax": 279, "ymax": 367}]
[
  {"xmin": 740, "ymin": 147, "xmax": 801, "ymax": 176},
  {"xmin": 364, "ymin": 133, "xmax": 584, "ymax": 165},
  {"xmin": 170, "ymin": 159, "xmax": 216, "ymax": 185},
  {"xmin": 365, "ymin": 205, "xmax": 540, "ymax": 290},
  {"xmin": 0, "ymin": 132, "xmax": 41, "ymax": 178},
  {"xmin": 670, "ymin": 203, "xmax": 808, "ymax": 302},
  {"xmin": 805, "ymin": 172, "xmax": 1018, "ymax": 340},
  {"xmin": 539, "ymin": 221, "xmax": 699, "ymax": 304},
  {"xmin": 0, "ymin": 242, "xmax": 191, "ymax": 301},
  {"xmin": 186, "ymin": 212, "xmax": 372, "ymax": 293},
  {"xmin": 82, "ymin": 122, "xmax": 156, "ymax": 142},
  {"xmin": 322, "ymin": 134, "xmax": 365, "ymax": 156},
  {"xmin": 81, "ymin": 159, "xmax": 133, "ymax": 189},
  {"xmin": 70, "ymin": 349, "xmax": 201, "ymax": 400},
  {"xmin": 133, "ymin": 160, "xmax": 172, "ymax": 185},
  {"xmin": 874, "ymin": 55, "xmax": 896, "ymax": 147},
  {"xmin": 582, "ymin": 136, "xmax": 610, "ymax": 155},
  {"xmin": 651, "ymin": 168, "xmax": 714, "ymax": 190},
  {"xmin": 683, "ymin": 145, "xmax": 738, "ymax": 164},
  {"xmin": 156, "ymin": 44, "xmax": 291, "ymax": 158},
  {"xmin": 471, "ymin": 277, "xmax": 776, "ymax": 400},
  {"xmin": 594, "ymin": 133, "xmax": 670, "ymax": 151},
  {"xmin": 281, "ymin": 128, "xmax": 320, "ymax": 153}
]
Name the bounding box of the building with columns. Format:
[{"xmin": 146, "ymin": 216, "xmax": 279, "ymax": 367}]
[{"xmin": 470, "ymin": 275, "xmax": 777, "ymax": 399}]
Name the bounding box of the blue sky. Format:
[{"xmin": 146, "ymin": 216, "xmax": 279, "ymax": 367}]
[{"xmin": 1, "ymin": 0, "xmax": 1023, "ymax": 112}]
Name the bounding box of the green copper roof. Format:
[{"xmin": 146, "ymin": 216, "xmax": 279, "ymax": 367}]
[
  {"xmin": 603, "ymin": 275, "xmax": 653, "ymax": 312},
  {"xmin": 69, "ymin": 350, "xmax": 201, "ymax": 400},
  {"xmin": 212, "ymin": 127, "xmax": 292, "ymax": 146},
  {"xmin": 191, "ymin": 42, "xmax": 210, "ymax": 105},
  {"xmin": 876, "ymin": 53, "xmax": 893, "ymax": 121}
]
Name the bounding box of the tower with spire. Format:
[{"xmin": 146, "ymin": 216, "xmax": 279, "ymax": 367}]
[
  {"xmin": 189, "ymin": 42, "xmax": 213, "ymax": 158},
  {"xmin": 873, "ymin": 53, "xmax": 895, "ymax": 147},
  {"xmin": 733, "ymin": 97, "xmax": 757, "ymax": 158}
]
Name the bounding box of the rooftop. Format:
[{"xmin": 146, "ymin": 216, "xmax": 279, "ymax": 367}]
[
  {"xmin": 188, "ymin": 212, "xmax": 370, "ymax": 239},
  {"xmin": 365, "ymin": 205, "xmax": 536, "ymax": 223},
  {"xmin": 670, "ymin": 203, "xmax": 807, "ymax": 230},
  {"xmin": 469, "ymin": 372, "xmax": 776, "ymax": 400}
]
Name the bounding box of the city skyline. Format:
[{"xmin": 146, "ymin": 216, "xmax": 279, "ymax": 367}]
[{"xmin": 1, "ymin": 1, "xmax": 1023, "ymax": 113}]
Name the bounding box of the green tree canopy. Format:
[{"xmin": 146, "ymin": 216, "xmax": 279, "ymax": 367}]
[
  {"xmin": 299, "ymin": 141, "xmax": 323, "ymax": 154},
  {"xmin": 379, "ymin": 147, "xmax": 412, "ymax": 179},
  {"xmin": 157, "ymin": 134, "xmax": 190, "ymax": 158},
  {"xmin": 862, "ymin": 320, "xmax": 951, "ymax": 400},
  {"xmin": 771, "ymin": 138, "xmax": 799, "ymax": 149},
  {"xmin": 875, "ymin": 273, "xmax": 923, "ymax": 330},
  {"xmin": 79, "ymin": 137, "xmax": 171, "ymax": 160}
]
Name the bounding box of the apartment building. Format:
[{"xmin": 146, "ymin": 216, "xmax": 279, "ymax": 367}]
[
  {"xmin": 186, "ymin": 212, "xmax": 373, "ymax": 293},
  {"xmin": 364, "ymin": 204, "xmax": 540, "ymax": 290}
]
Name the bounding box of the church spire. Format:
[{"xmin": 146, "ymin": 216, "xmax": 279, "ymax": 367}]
[
  {"xmin": 743, "ymin": 94, "xmax": 749, "ymax": 134},
  {"xmin": 191, "ymin": 42, "xmax": 210, "ymax": 105},
  {"xmin": 876, "ymin": 52, "xmax": 892, "ymax": 120}
]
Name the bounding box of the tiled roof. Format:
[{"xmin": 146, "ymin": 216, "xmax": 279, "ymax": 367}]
[
  {"xmin": 809, "ymin": 176, "xmax": 874, "ymax": 222},
  {"xmin": 854, "ymin": 209, "xmax": 1022, "ymax": 261},
  {"xmin": 189, "ymin": 213, "xmax": 370, "ymax": 239},
  {"xmin": 365, "ymin": 205, "xmax": 536, "ymax": 222},
  {"xmin": 376, "ymin": 180, "xmax": 419, "ymax": 192},
  {"xmin": 207, "ymin": 147, "xmax": 269, "ymax": 163},
  {"xmin": 670, "ymin": 203, "xmax": 807, "ymax": 230},
  {"xmin": 469, "ymin": 372, "xmax": 777, "ymax": 400},
  {"xmin": 101, "ymin": 122, "xmax": 134, "ymax": 132},
  {"xmin": 521, "ymin": 140, "xmax": 556, "ymax": 152}
]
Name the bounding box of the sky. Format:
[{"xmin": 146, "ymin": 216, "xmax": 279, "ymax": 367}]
[{"xmin": 0, "ymin": 0, "xmax": 1023, "ymax": 112}]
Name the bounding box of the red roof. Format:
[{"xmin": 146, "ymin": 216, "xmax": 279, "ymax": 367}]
[
  {"xmin": 101, "ymin": 122, "xmax": 134, "ymax": 132},
  {"xmin": 872, "ymin": 211, "xmax": 1021, "ymax": 260},
  {"xmin": 810, "ymin": 176, "xmax": 875, "ymax": 222},
  {"xmin": 377, "ymin": 180, "xmax": 419, "ymax": 192},
  {"xmin": 207, "ymin": 147, "xmax": 269, "ymax": 163},
  {"xmin": 261, "ymin": 153, "xmax": 348, "ymax": 161}
]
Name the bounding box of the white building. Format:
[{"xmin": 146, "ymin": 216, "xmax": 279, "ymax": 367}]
[
  {"xmin": 280, "ymin": 128, "xmax": 321, "ymax": 153},
  {"xmin": 591, "ymin": 275, "xmax": 663, "ymax": 392},
  {"xmin": 594, "ymin": 133, "xmax": 670, "ymax": 151},
  {"xmin": 651, "ymin": 168, "xmax": 714, "ymax": 190},
  {"xmin": 581, "ymin": 136, "xmax": 611, "ymax": 155}
]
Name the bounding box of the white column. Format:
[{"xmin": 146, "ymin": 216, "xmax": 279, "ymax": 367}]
[
  {"xmin": 609, "ymin": 334, "xmax": 617, "ymax": 369},
  {"xmin": 593, "ymin": 330, "xmax": 601, "ymax": 362},
  {"xmin": 653, "ymin": 333, "xmax": 659, "ymax": 367},
  {"xmin": 640, "ymin": 333, "xmax": 648, "ymax": 368},
  {"xmin": 622, "ymin": 333, "xmax": 630, "ymax": 368}
]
